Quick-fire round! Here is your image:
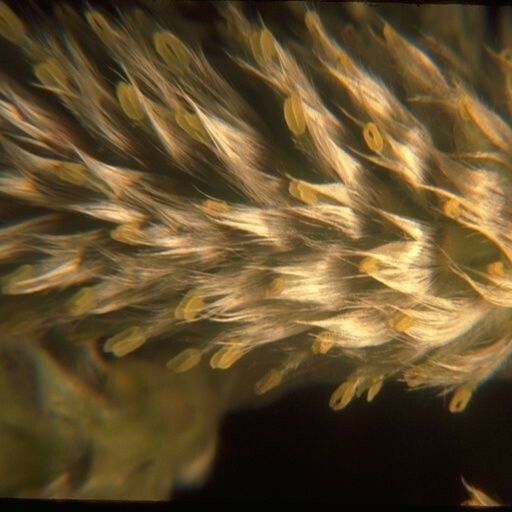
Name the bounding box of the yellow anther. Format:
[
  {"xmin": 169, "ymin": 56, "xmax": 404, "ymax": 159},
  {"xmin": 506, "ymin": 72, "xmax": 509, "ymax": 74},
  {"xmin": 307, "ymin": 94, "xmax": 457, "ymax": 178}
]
[
  {"xmin": 166, "ymin": 348, "xmax": 202, "ymax": 373},
  {"xmin": 2, "ymin": 264, "xmax": 34, "ymax": 294},
  {"xmin": 363, "ymin": 122, "xmax": 384, "ymax": 153},
  {"xmin": 110, "ymin": 223, "xmax": 142, "ymax": 245},
  {"xmin": 254, "ymin": 369, "xmax": 282, "ymax": 395},
  {"xmin": 329, "ymin": 379, "xmax": 359, "ymax": 411},
  {"xmin": 34, "ymin": 58, "xmax": 68, "ymax": 89},
  {"xmin": 366, "ymin": 380, "xmax": 383, "ymax": 402},
  {"xmin": 175, "ymin": 291, "xmax": 204, "ymax": 321},
  {"xmin": 288, "ymin": 180, "xmax": 301, "ymax": 200},
  {"xmin": 249, "ymin": 28, "xmax": 276, "ymax": 66},
  {"xmin": 209, "ymin": 341, "xmax": 245, "ymax": 370},
  {"xmin": 86, "ymin": 10, "xmax": 116, "ymax": 46},
  {"xmin": 116, "ymin": 82, "xmax": 145, "ymax": 121},
  {"xmin": 358, "ymin": 256, "xmax": 379, "ymax": 274},
  {"xmin": 154, "ymin": 31, "xmax": 189, "ymax": 72},
  {"xmin": 301, "ymin": 189, "xmax": 318, "ymax": 206},
  {"xmin": 403, "ymin": 370, "xmax": 422, "ymax": 389},
  {"xmin": 175, "ymin": 108, "xmax": 208, "ymax": 142},
  {"xmin": 389, "ymin": 312, "xmax": 414, "ymax": 333},
  {"xmin": 288, "ymin": 180, "xmax": 318, "ymax": 205},
  {"xmin": 297, "ymin": 182, "xmax": 318, "ymax": 205},
  {"xmin": 311, "ymin": 331, "xmax": 334, "ymax": 355},
  {"xmin": 0, "ymin": 1, "xmax": 26, "ymax": 44},
  {"xmin": 443, "ymin": 198, "xmax": 461, "ymax": 220},
  {"xmin": 66, "ymin": 287, "xmax": 96, "ymax": 316},
  {"xmin": 449, "ymin": 385, "xmax": 473, "ymax": 413},
  {"xmin": 259, "ymin": 28, "xmax": 276, "ymax": 63},
  {"xmin": 104, "ymin": 326, "xmax": 147, "ymax": 357},
  {"xmin": 283, "ymin": 93, "xmax": 307, "ymax": 136},
  {"xmin": 202, "ymin": 199, "xmax": 230, "ymax": 214},
  {"xmin": 53, "ymin": 162, "xmax": 87, "ymax": 186},
  {"xmin": 265, "ymin": 277, "xmax": 285, "ymax": 298},
  {"xmin": 487, "ymin": 260, "xmax": 505, "ymax": 277}
]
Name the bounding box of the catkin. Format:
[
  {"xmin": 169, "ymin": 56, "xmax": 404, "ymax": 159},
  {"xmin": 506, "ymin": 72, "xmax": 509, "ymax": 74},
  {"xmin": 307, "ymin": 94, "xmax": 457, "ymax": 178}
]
[{"xmin": 0, "ymin": 1, "xmax": 509, "ymax": 503}]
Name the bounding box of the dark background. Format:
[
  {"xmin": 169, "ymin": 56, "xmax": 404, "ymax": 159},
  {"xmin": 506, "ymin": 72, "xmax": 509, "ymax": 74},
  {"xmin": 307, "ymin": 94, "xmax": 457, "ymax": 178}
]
[{"xmin": 175, "ymin": 380, "xmax": 512, "ymax": 504}]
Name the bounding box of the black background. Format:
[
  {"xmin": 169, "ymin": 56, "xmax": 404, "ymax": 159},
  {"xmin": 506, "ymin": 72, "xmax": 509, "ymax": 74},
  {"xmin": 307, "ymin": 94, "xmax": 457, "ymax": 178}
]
[{"xmin": 175, "ymin": 380, "xmax": 512, "ymax": 504}]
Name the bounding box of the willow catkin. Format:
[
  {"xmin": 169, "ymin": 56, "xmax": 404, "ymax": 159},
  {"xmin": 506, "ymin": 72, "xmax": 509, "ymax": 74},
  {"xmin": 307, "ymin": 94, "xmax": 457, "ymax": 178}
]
[{"xmin": 0, "ymin": 0, "xmax": 510, "ymax": 503}]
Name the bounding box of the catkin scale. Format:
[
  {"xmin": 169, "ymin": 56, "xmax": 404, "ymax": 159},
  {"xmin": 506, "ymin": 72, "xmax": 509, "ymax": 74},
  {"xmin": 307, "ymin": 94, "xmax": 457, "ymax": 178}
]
[{"xmin": 0, "ymin": 0, "xmax": 510, "ymax": 503}]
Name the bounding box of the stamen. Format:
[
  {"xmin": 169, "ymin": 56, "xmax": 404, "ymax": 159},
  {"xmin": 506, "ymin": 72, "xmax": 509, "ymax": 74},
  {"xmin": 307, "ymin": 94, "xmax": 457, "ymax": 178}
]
[
  {"xmin": 154, "ymin": 31, "xmax": 190, "ymax": 72},
  {"xmin": 311, "ymin": 331, "xmax": 334, "ymax": 354},
  {"xmin": 116, "ymin": 82, "xmax": 145, "ymax": 121},
  {"xmin": 202, "ymin": 199, "xmax": 230, "ymax": 214},
  {"xmin": 209, "ymin": 341, "xmax": 245, "ymax": 370},
  {"xmin": 389, "ymin": 312, "xmax": 414, "ymax": 332},
  {"xmin": 175, "ymin": 291, "xmax": 204, "ymax": 321},
  {"xmin": 329, "ymin": 379, "xmax": 359, "ymax": 410},
  {"xmin": 166, "ymin": 348, "xmax": 202, "ymax": 373},
  {"xmin": 363, "ymin": 122, "xmax": 384, "ymax": 153},
  {"xmin": 264, "ymin": 277, "xmax": 285, "ymax": 298},
  {"xmin": 449, "ymin": 385, "xmax": 473, "ymax": 413},
  {"xmin": 66, "ymin": 287, "xmax": 96, "ymax": 316},
  {"xmin": 366, "ymin": 380, "xmax": 383, "ymax": 402},
  {"xmin": 284, "ymin": 93, "xmax": 307, "ymax": 136},
  {"xmin": 254, "ymin": 369, "xmax": 282, "ymax": 395},
  {"xmin": 34, "ymin": 58, "xmax": 69, "ymax": 90},
  {"xmin": 104, "ymin": 326, "xmax": 147, "ymax": 357}
]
